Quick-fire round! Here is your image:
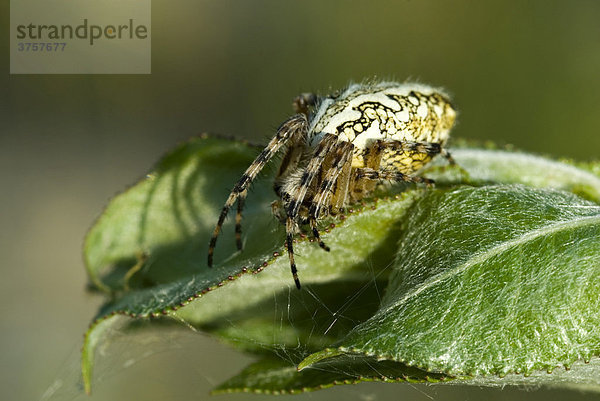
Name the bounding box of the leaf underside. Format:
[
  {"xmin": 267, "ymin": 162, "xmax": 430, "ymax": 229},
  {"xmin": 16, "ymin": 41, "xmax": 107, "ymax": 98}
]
[{"xmin": 82, "ymin": 135, "xmax": 600, "ymax": 394}]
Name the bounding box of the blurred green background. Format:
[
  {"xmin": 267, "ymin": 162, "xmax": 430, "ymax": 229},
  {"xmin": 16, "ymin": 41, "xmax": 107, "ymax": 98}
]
[{"xmin": 2, "ymin": 1, "xmax": 600, "ymax": 400}]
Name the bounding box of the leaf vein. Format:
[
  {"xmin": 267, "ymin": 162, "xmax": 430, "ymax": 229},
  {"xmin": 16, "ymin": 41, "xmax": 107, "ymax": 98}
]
[{"xmin": 383, "ymin": 213, "xmax": 600, "ymax": 314}]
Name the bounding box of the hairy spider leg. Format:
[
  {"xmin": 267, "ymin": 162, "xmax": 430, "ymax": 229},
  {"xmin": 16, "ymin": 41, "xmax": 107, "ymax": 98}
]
[
  {"xmin": 347, "ymin": 139, "xmax": 384, "ymax": 202},
  {"xmin": 379, "ymin": 139, "xmax": 442, "ymax": 155},
  {"xmin": 440, "ymin": 148, "xmax": 456, "ymax": 165},
  {"xmin": 274, "ymin": 92, "xmax": 318, "ymax": 196},
  {"xmin": 307, "ymin": 140, "xmax": 354, "ymax": 253},
  {"xmin": 234, "ymin": 196, "xmax": 245, "ymax": 250},
  {"xmin": 284, "ymin": 133, "xmax": 339, "ymax": 289},
  {"xmin": 378, "ymin": 139, "xmax": 456, "ymax": 169},
  {"xmin": 273, "ymin": 138, "xmax": 306, "ymax": 198},
  {"xmin": 207, "ymin": 114, "xmax": 308, "ymax": 267},
  {"xmin": 309, "ymin": 140, "xmax": 354, "ymax": 221},
  {"xmin": 285, "ymin": 134, "xmax": 340, "ymax": 221},
  {"xmin": 351, "ymin": 139, "xmax": 451, "ymax": 188},
  {"xmin": 354, "ymin": 167, "xmax": 434, "ymax": 185},
  {"xmin": 309, "ymin": 219, "xmax": 330, "ymax": 252},
  {"xmin": 330, "ymin": 152, "xmax": 353, "ymax": 212}
]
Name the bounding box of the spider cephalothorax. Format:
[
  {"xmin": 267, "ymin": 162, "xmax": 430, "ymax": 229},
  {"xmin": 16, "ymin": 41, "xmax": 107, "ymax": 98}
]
[{"xmin": 208, "ymin": 81, "xmax": 457, "ymax": 289}]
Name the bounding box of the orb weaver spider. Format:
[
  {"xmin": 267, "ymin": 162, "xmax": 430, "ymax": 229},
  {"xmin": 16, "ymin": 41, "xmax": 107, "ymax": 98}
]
[{"xmin": 208, "ymin": 81, "xmax": 457, "ymax": 289}]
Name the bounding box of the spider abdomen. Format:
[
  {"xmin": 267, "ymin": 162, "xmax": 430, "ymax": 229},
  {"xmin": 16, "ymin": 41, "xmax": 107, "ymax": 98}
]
[{"xmin": 309, "ymin": 83, "xmax": 455, "ymax": 172}]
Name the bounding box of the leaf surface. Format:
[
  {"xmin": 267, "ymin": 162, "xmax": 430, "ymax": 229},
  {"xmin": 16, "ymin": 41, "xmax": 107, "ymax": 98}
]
[
  {"xmin": 303, "ymin": 185, "xmax": 600, "ymax": 381},
  {"xmin": 82, "ymin": 137, "xmax": 600, "ymax": 393}
]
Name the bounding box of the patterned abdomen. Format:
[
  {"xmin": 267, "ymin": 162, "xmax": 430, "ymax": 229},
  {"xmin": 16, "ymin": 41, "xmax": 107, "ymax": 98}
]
[{"xmin": 310, "ymin": 82, "xmax": 456, "ymax": 172}]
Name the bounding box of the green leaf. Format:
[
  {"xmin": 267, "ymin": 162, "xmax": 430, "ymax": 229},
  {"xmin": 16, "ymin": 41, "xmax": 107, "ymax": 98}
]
[
  {"xmin": 303, "ymin": 185, "xmax": 600, "ymax": 384},
  {"xmin": 82, "ymin": 136, "xmax": 600, "ymax": 394},
  {"xmin": 84, "ymin": 134, "xmax": 277, "ymax": 292},
  {"xmin": 82, "ymin": 135, "xmax": 423, "ymax": 391},
  {"xmin": 214, "ymin": 354, "xmax": 600, "ymax": 394},
  {"xmin": 81, "ymin": 189, "xmax": 423, "ymax": 390},
  {"xmin": 440, "ymin": 148, "xmax": 600, "ymax": 202},
  {"xmin": 212, "ymin": 355, "xmax": 454, "ymax": 395}
]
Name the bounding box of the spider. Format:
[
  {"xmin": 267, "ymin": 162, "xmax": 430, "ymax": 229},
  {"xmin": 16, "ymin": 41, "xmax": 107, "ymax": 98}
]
[{"xmin": 208, "ymin": 81, "xmax": 457, "ymax": 289}]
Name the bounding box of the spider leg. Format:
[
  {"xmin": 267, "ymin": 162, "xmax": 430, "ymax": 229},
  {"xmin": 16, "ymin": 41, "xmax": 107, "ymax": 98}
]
[
  {"xmin": 355, "ymin": 167, "xmax": 435, "ymax": 185},
  {"xmin": 274, "ymin": 138, "xmax": 305, "ymax": 198},
  {"xmin": 234, "ymin": 194, "xmax": 245, "ymax": 250},
  {"xmin": 348, "ymin": 138, "xmax": 384, "ymax": 202},
  {"xmin": 274, "ymin": 94, "xmax": 319, "ymax": 197},
  {"xmin": 207, "ymin": 114, "xmax": 308, "ymax": 267},
  {"xmin": 357, "ymin": 139, "xmax": 452, "ymax": 189},
  {"xmin": 375, "ymin": 139, "xmax": 442, "ymax": 155},
  {"xmin": 377, "ymin": 139, "xmax": 461, "ymax": 183},
  {"xmin": 284, "ymin": 133, "xmax": 339, "ymax": 289},
  {"xmin": 307, "ymin": 140, "xmax": 354, "ymax": 252},
  {"xmin": 286, "ymin": 134, "xmax": 339, "ymax": 219},
  {"xmin": 376, "ymin": 138, "xmax": 458, "ymax": 167},
  {"xmin": 309, "ymin": 218, "xmax": 330, "ymax": 251},
  {"xmin": 310, "ymin": 138, "xmax": 354, "ymax": 215},
  {"xmin": 285, "ymin": 217, "xmax": 300, "ymax": 288},
  {"xmin": 440, "ymin": 148, "xmax": 456, "ymax": 165}
]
